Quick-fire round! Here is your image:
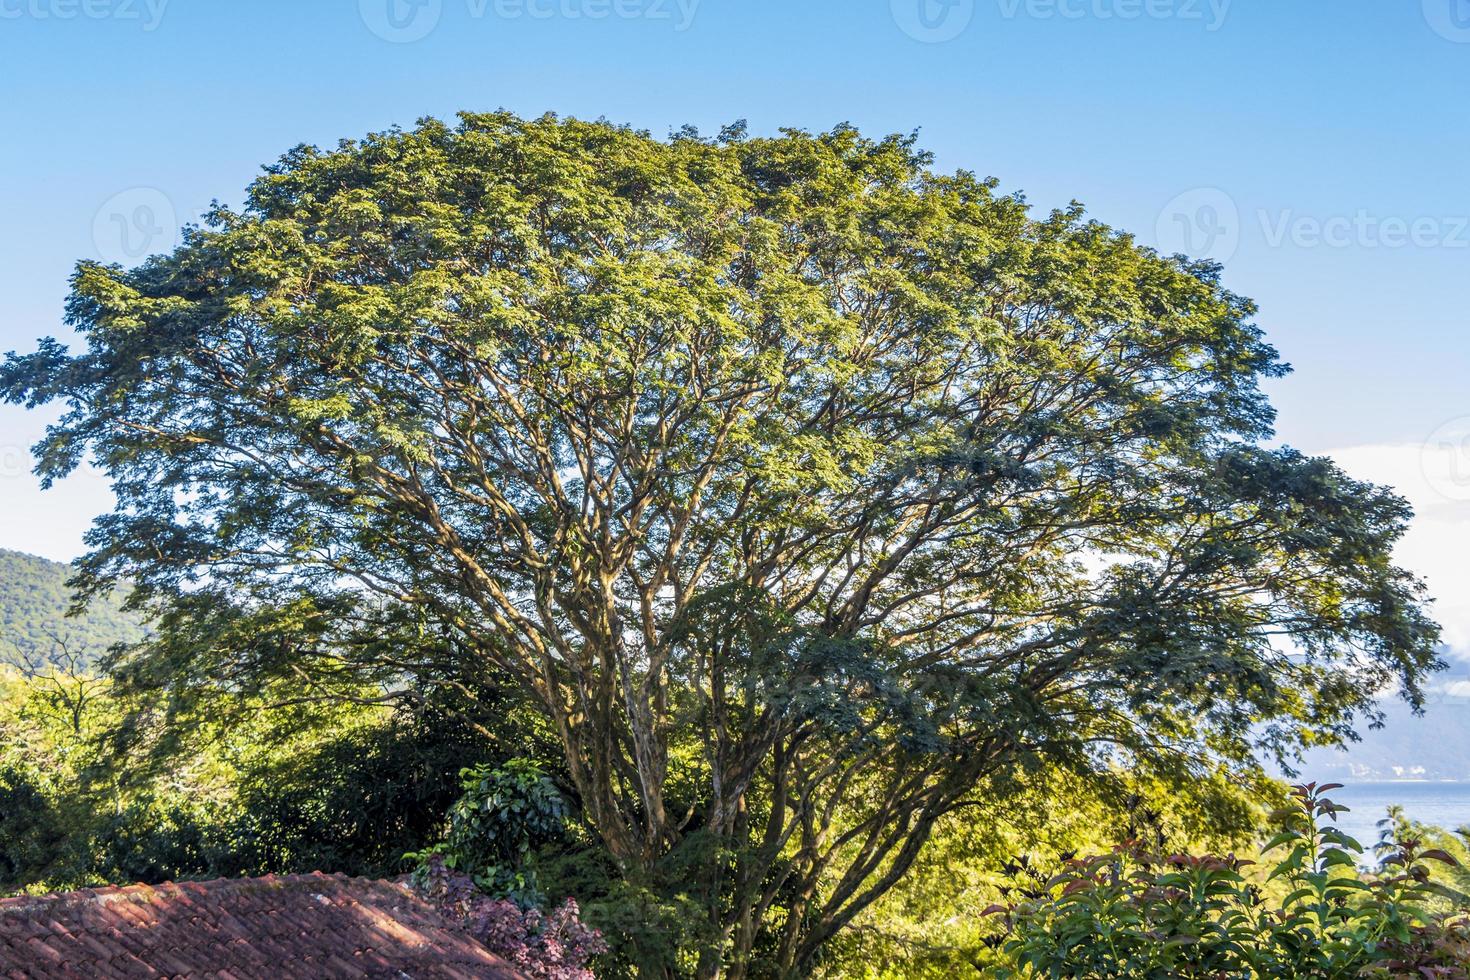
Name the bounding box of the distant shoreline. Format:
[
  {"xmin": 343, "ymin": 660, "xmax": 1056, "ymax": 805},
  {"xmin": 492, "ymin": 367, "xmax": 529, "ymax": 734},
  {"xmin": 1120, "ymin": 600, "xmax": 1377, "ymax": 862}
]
[{"xmin": 1322, "ymin": 779, "xmax": 1469, "ymax": 784}]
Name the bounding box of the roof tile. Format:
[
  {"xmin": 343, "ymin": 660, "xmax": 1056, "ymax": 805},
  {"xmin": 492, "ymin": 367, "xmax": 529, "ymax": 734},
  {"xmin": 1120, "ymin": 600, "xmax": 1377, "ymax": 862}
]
[{"xmin": 0, "ymin": 875, "xmax": 526, "ymax": 979}]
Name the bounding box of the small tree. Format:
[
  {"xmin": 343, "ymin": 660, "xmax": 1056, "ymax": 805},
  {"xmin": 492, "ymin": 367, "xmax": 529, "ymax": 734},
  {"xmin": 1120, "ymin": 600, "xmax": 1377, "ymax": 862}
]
[{"xmin": 2, "ymin": 113, "xmax": 1441, "ymax": 976}]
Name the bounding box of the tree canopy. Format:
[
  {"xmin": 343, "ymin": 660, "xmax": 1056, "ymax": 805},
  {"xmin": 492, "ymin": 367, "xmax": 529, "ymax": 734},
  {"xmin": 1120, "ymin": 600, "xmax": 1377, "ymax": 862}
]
[{"xmin": 0, "ymin": 112, "xmax": 1441, "ymax": 978}]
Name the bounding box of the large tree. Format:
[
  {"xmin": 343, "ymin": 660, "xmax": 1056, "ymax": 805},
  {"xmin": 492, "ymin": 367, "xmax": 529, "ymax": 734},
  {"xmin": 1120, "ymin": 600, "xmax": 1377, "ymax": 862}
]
[{"xmin": 2, "ymin": 113, "xmax": 1440, "ymax": 977}]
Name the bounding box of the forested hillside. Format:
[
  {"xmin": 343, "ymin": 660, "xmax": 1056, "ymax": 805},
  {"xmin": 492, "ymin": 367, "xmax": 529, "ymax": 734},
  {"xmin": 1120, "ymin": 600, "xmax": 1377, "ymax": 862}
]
[{"xmin": 0, "ymin": 549, "xmax": 145, "ymax": 667}]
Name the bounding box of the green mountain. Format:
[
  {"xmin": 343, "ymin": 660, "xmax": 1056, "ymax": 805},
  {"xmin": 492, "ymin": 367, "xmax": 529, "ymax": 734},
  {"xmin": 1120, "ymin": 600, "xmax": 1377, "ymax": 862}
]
[{"xmin": 0, "ymin": 549, "xmax": 147, "ymax": 669}]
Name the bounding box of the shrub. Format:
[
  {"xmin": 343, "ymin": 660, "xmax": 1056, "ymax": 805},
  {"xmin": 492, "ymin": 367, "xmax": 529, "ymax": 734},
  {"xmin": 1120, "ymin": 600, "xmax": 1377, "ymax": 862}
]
[
  {"xmin": 406, "ymin": 758, "xmax": 606, "ymax": 976},
  {"xmin": 987, "ymin": 783, "xmax": 1470, "ymax": 978},
  {"xmin": 412, "ymin": 854, "xmax": 607, "ymax": 980},
  {"xmin": 407, "ymin": 758, "xmax": 570, "ymax": 906}
]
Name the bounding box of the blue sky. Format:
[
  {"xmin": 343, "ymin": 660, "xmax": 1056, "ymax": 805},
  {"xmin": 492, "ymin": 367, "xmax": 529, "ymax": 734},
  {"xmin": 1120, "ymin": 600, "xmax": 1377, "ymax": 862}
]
[{"xmin": 1, "ymin": 1, "xmax": 1468, "ymax": 668}]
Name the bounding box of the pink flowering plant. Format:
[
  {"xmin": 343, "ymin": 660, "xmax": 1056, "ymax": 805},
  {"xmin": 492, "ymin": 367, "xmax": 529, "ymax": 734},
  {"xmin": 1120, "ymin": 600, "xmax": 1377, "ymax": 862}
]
[
  {"xmin": 407, "ymin": 759, "xmax": 607, "ymax": 978},
  {"xmin": 412, "ymin": 853, "xmax": 606, "ymax": 980}
]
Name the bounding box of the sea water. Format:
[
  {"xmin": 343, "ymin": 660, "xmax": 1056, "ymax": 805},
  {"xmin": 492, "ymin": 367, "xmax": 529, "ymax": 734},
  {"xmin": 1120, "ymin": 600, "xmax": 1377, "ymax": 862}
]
[{"xmin": 1315, "ymin": 781, "xmax": 1470, "ymax": 850}]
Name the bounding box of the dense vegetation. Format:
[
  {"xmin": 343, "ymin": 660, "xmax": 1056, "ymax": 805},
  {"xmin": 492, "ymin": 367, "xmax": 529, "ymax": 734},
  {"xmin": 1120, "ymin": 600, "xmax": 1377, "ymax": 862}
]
[
  {"xmin": 990, "ymin": 784, "xmax": 1470, "ymax": 978},
  {"xmin": 0, "ymin": 549, "xmax": 145, "ymax": 668},
  {"xmin": 6, "ymin": 662, "xmax": 1470, "ymax": 977},
  {"xmin": 0, "ymin": 668, "xmax": 511, "ymax": 889},
  {"xmin": 0, "ymin": 661, "xmax": 1281, "ymax": 977},
  {"xmin": 0, "ymin": 112, "xmax": 1454, "ymax": 977}
]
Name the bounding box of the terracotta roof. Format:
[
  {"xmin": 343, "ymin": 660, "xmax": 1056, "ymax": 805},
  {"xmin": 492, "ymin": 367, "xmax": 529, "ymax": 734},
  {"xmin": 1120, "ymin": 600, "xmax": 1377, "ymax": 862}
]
[{"xmin": 0, "ymin": 872, "xmax": 526, "ymax": 979}]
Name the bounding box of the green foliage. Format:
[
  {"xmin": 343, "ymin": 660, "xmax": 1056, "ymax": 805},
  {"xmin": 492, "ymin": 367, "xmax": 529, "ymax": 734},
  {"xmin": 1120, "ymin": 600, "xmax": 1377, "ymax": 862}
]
[
  {"xmin": 410, "ymin": 759, "xmax": 571, "ymax": 906},
  {"xmin": 578, "ymin": 876, "xmax": 723, "ymax": 980},
  {"xmin": 0, "ymin": 550, "xmax": 145, "ymax": 669},
  {"xmin": 1373, "ymin": 805, "xmax": 1470, "ymax": 913},
  {"xmin": 820, "ymin": 766, "xmax": 1282, "ymax": 978},
  {"xmin": 0, "ymin": 765, "xmax": 73, "ymax": 887},
  {"xmin": 990, "ymin": 784, "xmax": 1470, "ymax": 978},
  {"xmin": 0, "ymin": 665, "xmax": 531, "ymax": 895}
]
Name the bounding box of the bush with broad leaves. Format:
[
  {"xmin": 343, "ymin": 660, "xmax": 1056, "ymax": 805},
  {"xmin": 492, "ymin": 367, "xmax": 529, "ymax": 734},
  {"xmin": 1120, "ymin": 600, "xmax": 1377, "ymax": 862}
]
[{"xmin": 986, "ymin": 783, "xmax": 1470, "ymax": 978}]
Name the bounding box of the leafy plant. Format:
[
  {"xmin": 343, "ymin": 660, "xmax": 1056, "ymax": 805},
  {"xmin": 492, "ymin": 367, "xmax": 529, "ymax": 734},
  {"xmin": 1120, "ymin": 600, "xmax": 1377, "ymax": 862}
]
[
  {"xmin": 409, "ymin": 759, "xmax": 570, "ymax": 906},
  {"xmin": 817, "ymin": 767, "xmax": 1279, "ymax": 979},
  {"xmin": 0, "ymin": 664, "xmax": 532, "ymax": 895},
  {"xmin": 988, "ymin": 784, "xmax": 1470, "ymax": 978}
]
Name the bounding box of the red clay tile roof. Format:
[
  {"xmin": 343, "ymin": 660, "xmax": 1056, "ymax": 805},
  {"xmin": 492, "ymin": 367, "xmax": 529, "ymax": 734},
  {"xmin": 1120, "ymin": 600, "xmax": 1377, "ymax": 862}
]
[{"xmin": 0, "ymin": 872, "xmax": 527, "ymax": 979}]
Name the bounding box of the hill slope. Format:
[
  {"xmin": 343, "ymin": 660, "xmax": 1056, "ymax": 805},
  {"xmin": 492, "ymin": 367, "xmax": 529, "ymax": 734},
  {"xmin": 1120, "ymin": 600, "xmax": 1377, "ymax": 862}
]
[
  {"xmin": 1297, "ymin": 691, "xmax": 1470, "ymax": 782},
  {"xmin": 0, "ymin": 549, "xmax": 146, "ymax": 668}
]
